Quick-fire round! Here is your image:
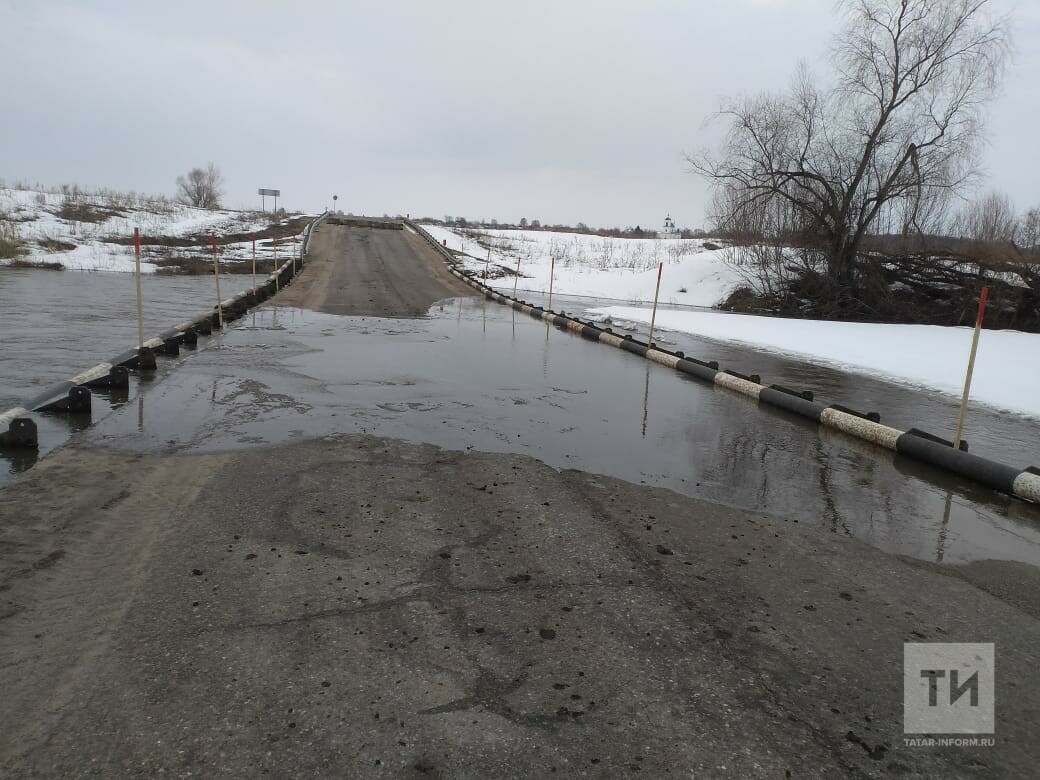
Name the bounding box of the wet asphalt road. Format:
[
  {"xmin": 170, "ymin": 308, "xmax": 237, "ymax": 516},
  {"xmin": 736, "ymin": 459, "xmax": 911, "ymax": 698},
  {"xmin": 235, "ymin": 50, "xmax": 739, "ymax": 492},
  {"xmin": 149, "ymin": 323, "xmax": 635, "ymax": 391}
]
[{"xmin": 3, "ymin": 223, "xmax": 1040, "ymax": 776}]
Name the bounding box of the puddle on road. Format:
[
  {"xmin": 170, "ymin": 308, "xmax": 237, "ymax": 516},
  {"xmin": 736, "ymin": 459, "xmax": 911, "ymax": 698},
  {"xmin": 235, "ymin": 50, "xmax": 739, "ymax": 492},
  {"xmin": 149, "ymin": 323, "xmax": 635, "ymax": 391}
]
[{"xmin": 69, "ymin": 297, "xmax": 1040, "ymax": 567}]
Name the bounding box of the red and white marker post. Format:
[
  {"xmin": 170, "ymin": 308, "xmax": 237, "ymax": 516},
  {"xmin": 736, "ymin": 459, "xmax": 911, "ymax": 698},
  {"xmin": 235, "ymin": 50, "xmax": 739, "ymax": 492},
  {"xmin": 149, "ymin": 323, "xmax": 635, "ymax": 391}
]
[
  {"xmin": 273, "ymin": 236, "xmax": 279, "ymax": 291},
  {"xmin": 133, "ymin": 227, "xmax": 144, "ymax": 350},
  {"xmin": 211, "ymin": 232, "xmax": 223, "ymax": 329},
  {"xmin": 547, "ymin": 256, "xmax": 556, "ymax": 311}
]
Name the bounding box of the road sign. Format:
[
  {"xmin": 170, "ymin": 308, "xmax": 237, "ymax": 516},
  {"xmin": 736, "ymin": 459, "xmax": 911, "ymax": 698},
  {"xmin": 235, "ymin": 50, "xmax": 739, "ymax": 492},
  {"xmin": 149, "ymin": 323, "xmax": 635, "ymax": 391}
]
[{"xmin": 258, "ymin": 189, "xmax": 280, "ymax": 197}]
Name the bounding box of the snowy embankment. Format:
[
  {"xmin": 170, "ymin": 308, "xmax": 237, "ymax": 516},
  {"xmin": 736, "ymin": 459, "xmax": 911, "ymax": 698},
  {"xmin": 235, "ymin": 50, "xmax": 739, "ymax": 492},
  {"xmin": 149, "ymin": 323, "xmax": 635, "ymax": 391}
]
[
  {"xmin": 421, "ymin": 224, "xmax": 744, "ymax": 307},
  {"xmin": 585, "ymin": 306, "xmax": 1040, "ymax": 420},
  {"xmin": 0, "ymin": 186, "xmax": 301, "ymax": 273},
  {"xmin": 423, "ymin": 224, "xmax": 1040, "ymax": 419}
]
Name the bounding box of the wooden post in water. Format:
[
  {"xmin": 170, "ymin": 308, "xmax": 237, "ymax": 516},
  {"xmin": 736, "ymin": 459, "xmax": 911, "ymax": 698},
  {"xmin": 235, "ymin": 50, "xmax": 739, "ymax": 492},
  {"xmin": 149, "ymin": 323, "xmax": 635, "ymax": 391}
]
[
  {"xmin": 953, "ymin": 286, "xmax": 989, "ymax": 450},
  {"xmin": 133, "ymin": 228, "xmax": 144, "ymax": 349},
  {"xmin": 211, "ymin": 232, "xmax": 224, "ymax": 329},
  {"xmin": 251, "ymin": 238, "xmax": 257, "ymax": 297},
  {"xmin": 548, "ymin": 256, "xmax": 556, "ymax": 311},
  {"xmin": 513, "ymin": 256, "xmax": 521, "ymax": 297},
  {"xmin": 646, "ymin": 262, "xmax": 663, "ymax": 347}
]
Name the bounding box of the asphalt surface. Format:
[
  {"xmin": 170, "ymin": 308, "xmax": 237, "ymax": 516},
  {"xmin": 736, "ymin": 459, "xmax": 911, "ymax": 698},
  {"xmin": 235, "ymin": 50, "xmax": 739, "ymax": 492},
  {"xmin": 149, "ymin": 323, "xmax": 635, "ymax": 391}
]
[
  {"xmin": 2, "ymin": 222, "xmax": 1039, "ymax": 778},
  {"xmin": 277, "ymin": 224, "xmax": 470, "ymax": 316}
]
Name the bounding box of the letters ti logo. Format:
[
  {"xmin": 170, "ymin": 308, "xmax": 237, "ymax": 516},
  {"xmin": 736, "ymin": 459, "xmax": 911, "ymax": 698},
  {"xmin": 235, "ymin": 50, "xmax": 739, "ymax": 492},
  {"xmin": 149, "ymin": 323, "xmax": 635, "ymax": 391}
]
[{"xmin": 904, "ymin": 643, "xmax": 994, "ymax": 734}]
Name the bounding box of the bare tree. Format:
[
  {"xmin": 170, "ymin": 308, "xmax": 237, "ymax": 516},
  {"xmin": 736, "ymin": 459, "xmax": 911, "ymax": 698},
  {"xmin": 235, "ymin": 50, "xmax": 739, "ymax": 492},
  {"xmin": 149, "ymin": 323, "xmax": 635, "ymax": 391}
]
[
  {"xmin": 956, "ymin": 191, "xmax": 1018, "ymax": 243},
  {"xmin": 692, "ymin": 0, "xmax": 1010, "ymax": 309},
  {"xmin": 175, "ymin": 163, "xmax": 224, "ymax": 209},
  {"xmin": 1021, "ymin": 207, "xmax": 1040, "ymax": 251}
]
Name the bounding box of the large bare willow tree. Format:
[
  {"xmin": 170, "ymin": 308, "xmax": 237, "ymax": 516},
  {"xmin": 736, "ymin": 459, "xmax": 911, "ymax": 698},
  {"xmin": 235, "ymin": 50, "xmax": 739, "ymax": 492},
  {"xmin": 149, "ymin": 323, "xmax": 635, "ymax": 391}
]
[{"xmin": 692, "ymin": 0, "xmax": 1010, "ymax": 308}]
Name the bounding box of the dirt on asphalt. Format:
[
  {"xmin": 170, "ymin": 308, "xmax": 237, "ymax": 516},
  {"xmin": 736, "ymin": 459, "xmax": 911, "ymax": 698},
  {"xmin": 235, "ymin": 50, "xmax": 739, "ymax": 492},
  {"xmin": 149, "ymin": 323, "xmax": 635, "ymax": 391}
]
[
  {"xmin": 1, "ymin": 221, "xmax": 1038, "ymax": 777},
  {"xmin": 273, "ymin": 222, "xmax": 471, "ymax": 316}
]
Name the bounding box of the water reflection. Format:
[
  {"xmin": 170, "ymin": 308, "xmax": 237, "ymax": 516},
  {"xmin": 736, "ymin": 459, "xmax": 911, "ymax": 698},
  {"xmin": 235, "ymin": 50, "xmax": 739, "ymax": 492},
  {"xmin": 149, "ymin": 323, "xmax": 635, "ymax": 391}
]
[{"xmin": 72, "ymin": 298, "xmax": 1040, "ymax": 566}]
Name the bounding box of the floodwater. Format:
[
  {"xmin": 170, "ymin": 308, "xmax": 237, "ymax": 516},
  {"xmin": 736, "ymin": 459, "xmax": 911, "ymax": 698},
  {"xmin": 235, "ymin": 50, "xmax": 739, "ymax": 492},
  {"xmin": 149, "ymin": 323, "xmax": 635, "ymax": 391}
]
[
  {"xmin": 0, "ymin": 268, "xmax": 259, "ymax": 474},
  {"xmin": 3, "ymin": 270, "xmax": 1040, "ymax": 565}
]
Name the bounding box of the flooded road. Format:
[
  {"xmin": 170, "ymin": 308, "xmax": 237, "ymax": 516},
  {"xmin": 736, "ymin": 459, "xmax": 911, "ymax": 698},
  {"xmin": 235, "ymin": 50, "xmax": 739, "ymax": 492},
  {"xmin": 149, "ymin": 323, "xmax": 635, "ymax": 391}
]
[
  {"xmin": 3, "ymin": 266, "xmax": 1039, "ymax": 564},
  {"xmin": 6, "ymin": 240, "xmax": 1040, "ymax": 778},
  {"xmin": 53, "ymin": 293, "xmax": 1040, "ymax": 566},
  {"xmin": 0, "ymin": 268, "xmax": 260, "ymax": 477},
  {"xmin": 530, "ymin": 292, "xmax": 1040, "ymax": 468}
]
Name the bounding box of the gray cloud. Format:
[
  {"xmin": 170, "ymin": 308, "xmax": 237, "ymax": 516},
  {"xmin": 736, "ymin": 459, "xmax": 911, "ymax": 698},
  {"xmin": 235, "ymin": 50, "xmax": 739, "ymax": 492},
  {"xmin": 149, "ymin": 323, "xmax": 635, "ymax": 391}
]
[{"xmin": 1, "ymin": 0, "xmax": 1035, "ymax": 229}]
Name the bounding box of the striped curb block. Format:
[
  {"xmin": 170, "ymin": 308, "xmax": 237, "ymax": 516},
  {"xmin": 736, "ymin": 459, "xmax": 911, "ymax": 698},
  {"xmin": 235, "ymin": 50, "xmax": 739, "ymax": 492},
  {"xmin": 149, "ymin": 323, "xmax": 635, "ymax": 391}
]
[
  {"xmin": 0, "ymin": 213, "xmax": 328, "ymax": 451},
  {"xmin": 406, "ymin": 221, "xmax": 1040, "ymax": 505}
]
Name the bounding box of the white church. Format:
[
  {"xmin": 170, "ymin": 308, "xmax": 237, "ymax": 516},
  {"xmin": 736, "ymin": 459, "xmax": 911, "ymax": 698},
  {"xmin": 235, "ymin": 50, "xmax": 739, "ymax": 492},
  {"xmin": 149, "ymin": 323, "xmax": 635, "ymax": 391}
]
[{"xmin": 659, "ymin": 214, "xmax": 680, "ymax": 239}]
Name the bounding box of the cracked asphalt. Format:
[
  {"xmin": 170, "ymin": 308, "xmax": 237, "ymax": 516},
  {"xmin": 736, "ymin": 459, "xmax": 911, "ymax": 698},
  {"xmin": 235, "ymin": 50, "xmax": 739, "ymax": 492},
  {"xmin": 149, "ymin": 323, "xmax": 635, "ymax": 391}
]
[{"xmin": 2, "ymin": 223, "xmax": 1039, "ymax": 777}]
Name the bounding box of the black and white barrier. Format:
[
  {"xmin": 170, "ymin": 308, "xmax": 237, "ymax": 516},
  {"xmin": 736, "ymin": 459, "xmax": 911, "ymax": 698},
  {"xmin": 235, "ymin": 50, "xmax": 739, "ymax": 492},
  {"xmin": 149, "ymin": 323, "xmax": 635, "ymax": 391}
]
[
  {"xmin": 0, "ymin": 213, "xmax": 329, "ymax": 451},
  {"xmin": 405, "ymin": 221, "xmax": 1040, "ymax": 505}
]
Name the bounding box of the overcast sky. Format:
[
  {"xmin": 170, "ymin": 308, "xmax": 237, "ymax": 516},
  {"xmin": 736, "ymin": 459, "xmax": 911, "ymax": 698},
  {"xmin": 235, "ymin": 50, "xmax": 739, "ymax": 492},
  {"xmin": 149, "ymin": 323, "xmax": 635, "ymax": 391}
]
[{"xmin": 2, "ymin": 0, "xmax": 1037, "ymax": 229}]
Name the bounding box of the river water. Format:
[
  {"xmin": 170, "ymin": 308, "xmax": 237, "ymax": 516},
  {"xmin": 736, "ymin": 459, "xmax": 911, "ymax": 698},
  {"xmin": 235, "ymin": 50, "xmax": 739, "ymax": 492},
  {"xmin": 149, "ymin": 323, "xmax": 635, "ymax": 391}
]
[{"xmin": 3, "ymin": 269, "xmax": 1039, "ymax": 566}]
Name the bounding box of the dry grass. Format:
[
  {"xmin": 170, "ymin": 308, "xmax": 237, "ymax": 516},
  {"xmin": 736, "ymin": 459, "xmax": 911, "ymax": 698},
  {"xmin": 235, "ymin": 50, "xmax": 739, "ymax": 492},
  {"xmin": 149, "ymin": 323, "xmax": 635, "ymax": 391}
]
[
  {"xmin": 4, "ymin": 258, "xmax": 64, "ymax": 270},
  {"xmin": 37, "ymin": 237, "xmax": 77, "ymax": 251},
  {"xmin": 103, "ymin": 215, "xmax": 310, "ymax": 248},
  {"xmin": 152, "ymin": 257, "xmax": 266, "ymax": 275},
  {"xmin": 0, "ymin": 220, "xmax": 25, "ymax": 259},
  {"xmin": 56, "ymin": 201, "xmax": 126, "ymax": 224}
]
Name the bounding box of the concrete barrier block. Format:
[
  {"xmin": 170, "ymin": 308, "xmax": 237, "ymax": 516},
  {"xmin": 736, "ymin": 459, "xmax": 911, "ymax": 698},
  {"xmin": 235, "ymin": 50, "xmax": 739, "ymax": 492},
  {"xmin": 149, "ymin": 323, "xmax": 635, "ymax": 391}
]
[
  {"xmin": 647, "ymin": 349, "xmax": 680, "ymax": 369},
  {"xmin": 137, "ymin": 346, "xmax": 157, "ymax": 371},
  {"xmin": 676, "ymin": 359, "xmax": 718, "ymax": 383},
  {"xmin": 895, "ymin": 432, "xmax": 1020, "ymax": 493},
  {"xmin": 1012, "ymin": 472, "xmax": 1040, "ymax": 503},
  {"xmin": 0, "ymin": 417, "xmax": 37, "ymax": 449},
  {"xmin": 821, "ymin": 408, "xmax": 902, "ymax": 451},
  {"xmin": 723, "ymin": 369, "xmax": 762, "ymax": 385},
  {"xmin": 714, "ymin": 372, "xmax": 763, "ymax": 400},
  {"xmin": 769, "ymin": 384, "xmax": 814, "ymax": 402},
  {"xmin": 829, "ymin": 403, "xmax": 881, "ymax": 424},
  {"xmin": 759, "ymin": 387, "xmax": 827, "ymax": 421},
  {"xmin": 84, "ymin": 365, "xmax": 130, "ymax": 389},
  {"xmin": 39, "ymin": 385, "xmax": 91, "ymax": 414},
  {"xmin": 901, "ymin": 427, "xmax": 969, "ymax": 453}
]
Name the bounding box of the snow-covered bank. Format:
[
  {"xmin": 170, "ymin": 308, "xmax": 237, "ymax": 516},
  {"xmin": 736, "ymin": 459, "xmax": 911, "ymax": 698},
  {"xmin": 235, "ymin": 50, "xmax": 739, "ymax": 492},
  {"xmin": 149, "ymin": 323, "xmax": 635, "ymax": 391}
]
[
  {"xmin": 584, "ymin": 305, "xmax": 1040, "ymax": 420},
  {"xmin": 421, "ymin": 224, "xmax": 744, "ymax": 307},
  {"xmin": 0, "ymin": 187, "xmax": 299, "ymax": 273}
]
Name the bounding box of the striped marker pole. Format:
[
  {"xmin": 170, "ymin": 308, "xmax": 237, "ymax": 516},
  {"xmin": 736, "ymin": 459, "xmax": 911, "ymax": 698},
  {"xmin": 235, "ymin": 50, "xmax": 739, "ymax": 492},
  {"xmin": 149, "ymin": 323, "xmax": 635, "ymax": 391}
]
[
  {"xmin": 211, "ymin": 232, "xmax": 223, "ymax": 329},
  {"xmin": 548, "ymin": 256, "xmax": 555, "ymax": 311},
  {"xmin": 484, "ymin": 248, "xmax": 491, "ymax": 280},
  {"xmin": 274, "ymin": 236, "xmax": 279, "ymax": 291},
  {"xmin": 133, "ymin": 228, "xmax": 144, "ymax": 350},
  {"xmin": 954, "ymin": 287, "xmax": 989, "ymax": 450},
  {"xmin": 513, "ymin": 255, "xmax": 521, "ymax": 297},
  {"xmin": 251, "ymin": 238, "xmax": 257, "ymax": 297}
]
